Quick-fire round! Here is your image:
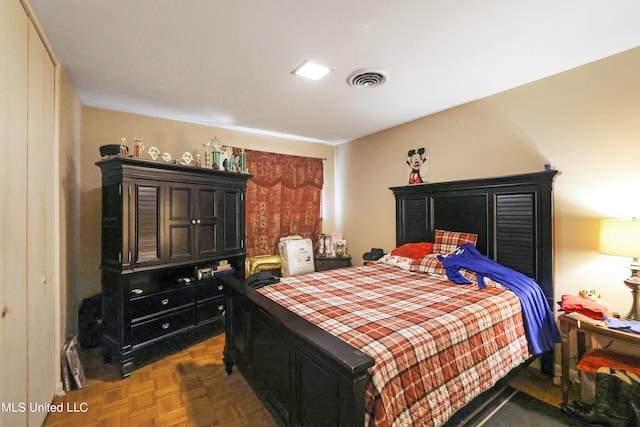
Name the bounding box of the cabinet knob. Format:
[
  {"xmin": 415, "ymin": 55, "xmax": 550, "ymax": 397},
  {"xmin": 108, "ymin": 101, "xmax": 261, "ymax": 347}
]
[
  {"xmin": 161, "ymin": 298, "xmax": 169, "ymax": 305},
  {"xmin": 218, "ymin": 305, "xmax": 224, "ymax": 311},
  {"xmin": 162, "ymin": 323, "xmax": 170, "ymax": 330},
  {"xmin": 191, "ymin": 219, "xmax": 197, "ymax": 225},
  {"xmin": 131, "ymin": 288, "xmax": 144, "ymax": 295},
  {"xmin": 197, "ymin": 219, "xmax": 201, "ymax": 224},
  {"xmin": 217, "ymin": 285, "xmax": 223, "ymax": 291}
]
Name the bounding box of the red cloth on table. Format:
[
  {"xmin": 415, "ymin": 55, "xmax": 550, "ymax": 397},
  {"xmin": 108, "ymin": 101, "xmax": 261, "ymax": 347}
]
[
  {"xmin": 577, "ymin": 348, "xmax": 640, "ymax": 376},
  {"xmin": 561, "ymin": 294, "xmax": 608, "ymax": 320}
]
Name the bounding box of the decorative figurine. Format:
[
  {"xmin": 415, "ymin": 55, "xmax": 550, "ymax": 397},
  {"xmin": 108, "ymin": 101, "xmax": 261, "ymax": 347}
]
[
  {"xmin": 180, "ymin": 152, "xmax": 194, "ymax": 165},
  {"xmin": 194, "ymin": 152, "xmax": 202, "ymax": 168},
  {"xmin": 119, "ymin": 137, "xmax": 128, "ymax": 156},
  {"xmin": 161, "ymin": 152, "xmax": 172, "ymax": 162},
  {"xmin": 223, "ymin": 146, "xmax": 233, "ymax": 171},
  {"xmin": 579, "ymin": 288, "xmax": 602, "ymax": 303},
  {"xmin": 239, "ymin": 148, "xmax": 247, "ymax": 173},
  {"xmin": 148, "ymin": 146, "xmax": 160, "ymax": 160},
  {"xmin": 203, "ymin": 141, "xmax": 212, "ymax": 169},
  {"xmin": 212, "ymin": 137, "xmax": 222, "ymax": 170},
  {"xmin": 133, "ymin": 137, "xmax": 144, "ymax": 158}
]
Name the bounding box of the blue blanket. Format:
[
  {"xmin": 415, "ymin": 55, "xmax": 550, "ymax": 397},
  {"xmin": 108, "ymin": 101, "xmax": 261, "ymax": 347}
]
[{"xmin": 438, "ymin": 243, "xmax": 560, "ymax": 356}]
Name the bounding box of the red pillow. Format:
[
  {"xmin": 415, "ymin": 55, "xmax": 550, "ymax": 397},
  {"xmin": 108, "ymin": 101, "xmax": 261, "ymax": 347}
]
[{"xmin": 391, "ymin": 242, "xmax": 434, "ymax": 259}]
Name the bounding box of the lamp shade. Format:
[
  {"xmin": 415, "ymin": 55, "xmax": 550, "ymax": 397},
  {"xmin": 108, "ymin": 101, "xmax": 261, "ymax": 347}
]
[{"xmin": 599, "ymin": 219, "xmax": 640, "ymax": 257}]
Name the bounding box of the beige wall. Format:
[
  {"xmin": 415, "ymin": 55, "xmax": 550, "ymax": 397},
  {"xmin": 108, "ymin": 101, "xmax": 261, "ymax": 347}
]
[
  {"xmin": 339, "ymin": 46, "xmax": 640, "ymax": 316},
  {"xmin": 336, "ymin": 101, "xmax": 548, "ymax": 261},
  {"xmin": 74, "ymin": 107, "xmax": 335, "ymax": 327}
]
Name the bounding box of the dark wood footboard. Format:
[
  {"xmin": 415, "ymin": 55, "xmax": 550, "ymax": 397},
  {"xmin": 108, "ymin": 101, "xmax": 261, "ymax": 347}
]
[{"xmin": 223, "ymin": 274, "xmax": 375, "ymax": 426}]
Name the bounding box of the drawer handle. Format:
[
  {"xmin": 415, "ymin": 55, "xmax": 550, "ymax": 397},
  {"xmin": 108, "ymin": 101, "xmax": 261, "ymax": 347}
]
[
  {"xmin": 161, "ymin": 298, "xmax": 169, "ymax": 305},
  {"xmin": 218, "ymin": 305, "xmax": 224, "ymax": 311},
  {"xmin": 131, "ymin": 288, "xmax": 144, "ymax": 295},
  {"xmin": 217, "ymin": 285, "xmax": 223, "ymax": 291},
  {"xmin": 162, "ymin": 323, "xmax": 170, "ymax": 330}
]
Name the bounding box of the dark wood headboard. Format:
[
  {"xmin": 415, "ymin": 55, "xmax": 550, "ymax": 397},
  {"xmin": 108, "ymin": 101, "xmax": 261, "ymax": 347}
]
[{"xmin": 390, "ymin": 170, "xmax": 558, "ymax": 373}]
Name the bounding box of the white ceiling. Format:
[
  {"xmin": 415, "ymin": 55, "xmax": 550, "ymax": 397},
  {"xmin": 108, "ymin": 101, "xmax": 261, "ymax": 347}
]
[{"xmin": 29, "ymin": 0, "xmax": 640, "ymax": 145}]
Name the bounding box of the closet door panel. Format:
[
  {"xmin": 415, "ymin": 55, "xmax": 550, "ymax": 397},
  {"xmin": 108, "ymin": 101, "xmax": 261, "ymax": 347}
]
[
  {"xmin": 26, "ymin": 20, "xmax": 57, "ymax": 427},
  {"xmin": 0, "ymin": 1, "xmax": 29, "ymax": 425}
]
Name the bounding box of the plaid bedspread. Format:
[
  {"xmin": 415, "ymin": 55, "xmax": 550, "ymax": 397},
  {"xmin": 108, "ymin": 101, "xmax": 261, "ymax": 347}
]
[{"xmin": 258, "ymin": 263, "xmax": 530, "ymax": 427}]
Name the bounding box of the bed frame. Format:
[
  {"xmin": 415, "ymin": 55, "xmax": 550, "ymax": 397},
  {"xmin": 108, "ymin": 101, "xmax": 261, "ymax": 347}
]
[{"xmin": 223, "ymin": 170, "xmax": 559, "ymax": 426}]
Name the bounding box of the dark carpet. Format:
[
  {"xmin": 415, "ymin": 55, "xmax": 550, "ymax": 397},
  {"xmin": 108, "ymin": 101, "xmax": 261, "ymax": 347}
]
[{"xmin": 455, "ymin": 386, "xmax": 587, "ymax": 426}]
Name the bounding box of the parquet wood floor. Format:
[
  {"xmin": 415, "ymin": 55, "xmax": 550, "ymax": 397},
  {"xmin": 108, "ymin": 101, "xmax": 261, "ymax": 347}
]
[
  {"xmin": 43, "ymin": 333, "xmax": 277, "ymax": 427},
  {"xmin": 43, "ymin": 332, "xmax": 571, "ymax": 426}
]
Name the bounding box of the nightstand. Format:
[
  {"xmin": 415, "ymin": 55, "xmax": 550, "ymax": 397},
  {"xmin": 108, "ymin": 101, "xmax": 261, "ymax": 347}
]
[
  {"xmin": 314, "ymin": 255, "xmax": 352, "ymax": 272},
  {"xmin": 559, "ymin": 314, "xmax": 640, "ymax": 403}
]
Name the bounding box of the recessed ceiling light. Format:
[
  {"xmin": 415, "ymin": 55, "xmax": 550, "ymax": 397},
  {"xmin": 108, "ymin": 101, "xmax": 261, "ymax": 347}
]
[{"xmin": 292, "ymin": 59, "xmax": 332, "ymax": 81}]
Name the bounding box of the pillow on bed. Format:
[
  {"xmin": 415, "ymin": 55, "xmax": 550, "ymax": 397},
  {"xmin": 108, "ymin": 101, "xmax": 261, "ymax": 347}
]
[
  {"xmin": 390, "ymin": 242, "xmax": 434, "ymax": 259},
  {"xmin": 409, "ymin": 255, "xmax": 504, "ymax": 287},
  {"xmin": 378, "ymin": 254, "xmax": 414, "ymax": 270},
  {"xmin": 433, "ymin": 229, "xmax": 478, "ymax": 254},
  {"xmin": 409, "ymin": 253, "xmax": 446, "ymax": 276},
  {"xmin": 407, "ymin": 251, "xmax": 505, "ymax": 289}
]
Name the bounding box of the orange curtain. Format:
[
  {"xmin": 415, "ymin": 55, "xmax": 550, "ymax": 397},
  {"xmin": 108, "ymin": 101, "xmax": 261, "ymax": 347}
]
[{"xmin": 242, "ymin": 149, "xmax": 323, "ymax": 256}]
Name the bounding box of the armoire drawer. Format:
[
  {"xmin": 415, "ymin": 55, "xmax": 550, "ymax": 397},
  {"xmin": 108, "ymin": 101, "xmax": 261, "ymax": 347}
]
[
  {"xmin": 128, "ymin": 272, "xmax": 193, "ymax": 296},
  {"xmin": 130, "ymin": 288, "xmax": 193, "ymax": 321},
  {"xmin": 131, "ymin": 307, "xmax": 195, "ymax": 346},
  {"xmin": 195, "ymin": 280, "xmax": 225, "ymax": 302},
  {"xmin": 196, "ymin": 298, "xmax": 226, "ymax": 323}
]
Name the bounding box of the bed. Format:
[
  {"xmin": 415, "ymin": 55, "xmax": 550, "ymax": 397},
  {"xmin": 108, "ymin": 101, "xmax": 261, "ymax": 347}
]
[{"xmin": 222, "ymin": 170, "xmax": 559, "ymax": 426}]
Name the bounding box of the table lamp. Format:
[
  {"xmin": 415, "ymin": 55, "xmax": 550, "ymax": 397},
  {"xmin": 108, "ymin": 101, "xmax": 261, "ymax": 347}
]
[{"xmin": 599, "ymin": 218, "xmax": 640, "ymax": 320}]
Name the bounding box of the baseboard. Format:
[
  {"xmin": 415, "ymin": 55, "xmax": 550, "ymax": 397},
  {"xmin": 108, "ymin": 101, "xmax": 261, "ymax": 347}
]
[{"xmin": 54, "ymin": 379, "xmax": 66, "ymax": 396}]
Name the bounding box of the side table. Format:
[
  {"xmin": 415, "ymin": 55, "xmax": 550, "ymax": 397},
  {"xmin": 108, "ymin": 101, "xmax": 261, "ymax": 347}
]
[
  {"xmin": 559, "ymin": 314, "xmax": 640, "ymax": 403},
  {"xmin": 314, "ymin": 255, "xmax": 352, "ymax": 272}
]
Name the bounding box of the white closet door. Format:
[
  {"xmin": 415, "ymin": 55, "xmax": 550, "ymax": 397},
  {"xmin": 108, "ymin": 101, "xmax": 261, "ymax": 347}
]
[
  {"xmin": 0, "ymin": 0, "xmax": 29, "ymax": 425},
  {"xmin": 26, "ymin": 19, "xmax": 57, "ymax": 427}
]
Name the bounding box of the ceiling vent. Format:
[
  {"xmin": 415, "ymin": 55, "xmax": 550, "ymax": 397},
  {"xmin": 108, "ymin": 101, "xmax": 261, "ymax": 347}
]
[{"xmin": 346, "ymin": 68, "xmax": 388, "ymax": 88}]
